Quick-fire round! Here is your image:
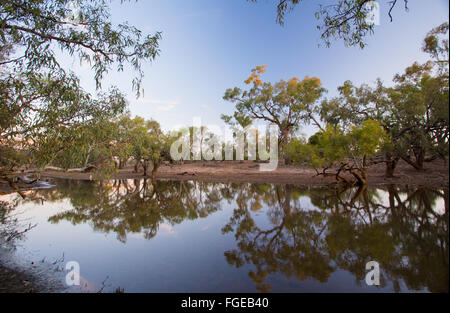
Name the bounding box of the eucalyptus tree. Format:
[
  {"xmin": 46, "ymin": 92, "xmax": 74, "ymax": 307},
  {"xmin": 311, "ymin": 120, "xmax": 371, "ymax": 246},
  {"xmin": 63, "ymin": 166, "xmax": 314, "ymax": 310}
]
[
  {"xmin": 169, "ymin": 126, "xmax": 219, "ymax": 162},
  {"xmin": 122, "ymin": 116, "xmax": 171, "ymax": 183},
  {"xmin": 0, "ymin": 0, "xmax": 161, "ymax": 186},
  {"xmin": 0, "ymin": 0, "xmax": 161, "ymax": 92},
  {"xmin": 286, "ymin": 119, "xmax": 389, "ymax": 185},
  {"xmin": 320, "ymin": 79, "xmax": 402, "ymax": 177},
  {"xmin": 223, "ymin": 65, "xmax": 325, "ymax": 164},
  {"xmin": 319, "ymin": 69, "xmax": 448, "ymax": 175},
  {"xmin": 390, "ymin": 23, "xmax": 448, "ymax": 169},
  {"xmin": 390, "ymin": 60, "xmax": 449, "ymax": 170},
  {"xmin": 319, "ymin": 23, "xmax": 449, "ymax": 174}
]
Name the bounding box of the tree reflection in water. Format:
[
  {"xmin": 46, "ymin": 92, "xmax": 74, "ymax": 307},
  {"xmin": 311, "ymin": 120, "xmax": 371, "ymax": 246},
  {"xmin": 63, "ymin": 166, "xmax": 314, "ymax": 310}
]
[
  {"xmin": 29, "ymin": 180, "xmax": 448, "ymax": 292},
  {"xmin": 45, "ymin": 179, "xmax": 223, "ymax": 242},
  {"xmin": 222, "ymin": 184, "xmax": 448, "ymax": 292}
]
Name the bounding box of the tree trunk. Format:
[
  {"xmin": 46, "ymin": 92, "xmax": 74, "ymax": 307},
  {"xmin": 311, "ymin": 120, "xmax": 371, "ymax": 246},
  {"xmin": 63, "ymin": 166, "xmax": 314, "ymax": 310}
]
[
  {"xmin": 119, "ymin": 159, "xmax": 125, "ymax": 169},
  {"xmin": 351, "ymin": 168, "xmax": 367, "ymax": 186},
  {"xmin": 416, "ymin": 149, "xmax": 424, "ymax": 170},
  {"xmin": 385, "ymin": 161, "xmax": 396, "ymax": 178},
  {"xmin": 385, "ymin": 153, "xmax": 399, "ymax": 178},
  {"xmin": 151, "ymin": 162, "xmax": 159, "ymax": 185},
  {"xmin": 143, "ymin": 161, "xmax": 148, "ymax": 176},
  {"xmin": 134, "ymin": 160, "xmax": 140, "ymax": 173},
  {"xmin": 83, "ymin": 145, "xmax": 92, "ymax": 168},
  {"xmin": 281, "ymin": 128, "xmax": 291, "ymax": 165},
  {"xmin": 401, "ymin": 150, "xmax": 425, "ymax": 170},
  {"xmin": 387, "ymin": 185, "xmax": 397, "ymax": 209}
]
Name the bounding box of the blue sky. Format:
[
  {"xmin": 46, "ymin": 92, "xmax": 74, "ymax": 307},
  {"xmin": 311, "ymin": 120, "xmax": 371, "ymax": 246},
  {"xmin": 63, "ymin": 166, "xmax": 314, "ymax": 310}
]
[{"xmin": 71, "ymin": 0, "xmax": 449, "ymax": 138}]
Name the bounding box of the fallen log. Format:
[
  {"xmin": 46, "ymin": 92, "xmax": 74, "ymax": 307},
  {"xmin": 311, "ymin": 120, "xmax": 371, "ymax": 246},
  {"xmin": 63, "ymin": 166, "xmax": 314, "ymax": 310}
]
[
  {"xmin": 44, "ymin": 165, "xmax": 97, "ymax": 173},
  {"xmin": 43, "ymin": 166, "xmax": 66, "ymax": 172}
]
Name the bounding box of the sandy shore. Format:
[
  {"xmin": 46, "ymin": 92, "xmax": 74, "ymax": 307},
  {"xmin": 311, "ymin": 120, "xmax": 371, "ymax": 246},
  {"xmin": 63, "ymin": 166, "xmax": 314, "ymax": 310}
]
[{"xmin": 38, "ymin": 159, "xmax": 449, "ymax": 188}]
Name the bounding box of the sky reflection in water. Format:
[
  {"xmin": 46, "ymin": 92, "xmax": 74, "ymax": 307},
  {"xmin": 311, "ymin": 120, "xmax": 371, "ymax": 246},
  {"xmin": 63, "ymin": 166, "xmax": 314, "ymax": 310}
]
[{"xmin": 0, "ymin": 179, "xmax": 448, "ymax": 293}]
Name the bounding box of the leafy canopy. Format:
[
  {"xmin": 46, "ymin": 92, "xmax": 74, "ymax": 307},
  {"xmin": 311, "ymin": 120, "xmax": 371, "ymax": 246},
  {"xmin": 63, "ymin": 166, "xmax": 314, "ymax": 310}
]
[
  {"xmin": 0, "ymin": 0, "xmax": 161, "ymax": 175},
  {"xmin": 248, "ymin": 0, "xmax": 410, "ymax": 48},
  {"xmin": 223, "ymin": 65, "xmax": 326, "ymax": 144},
  {"xmin": 0, "ymin": 0, "xmax": 161, "ymax": 93}
]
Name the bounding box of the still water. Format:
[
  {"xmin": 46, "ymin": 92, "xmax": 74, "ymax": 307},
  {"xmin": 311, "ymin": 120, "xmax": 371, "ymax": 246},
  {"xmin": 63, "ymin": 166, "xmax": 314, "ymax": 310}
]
[{"xmin": 0, "ymin": 179, "xmax": 448, "ymax": 293}]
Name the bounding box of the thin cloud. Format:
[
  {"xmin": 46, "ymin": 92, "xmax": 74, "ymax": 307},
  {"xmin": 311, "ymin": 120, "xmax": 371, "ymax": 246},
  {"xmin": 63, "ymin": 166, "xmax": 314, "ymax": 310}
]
[
  {"xmin": 136, "ymin": 98, "xmax": 180, "ymax": 106},
  {"xmin": 156, "ymin": 104, "xmax": 176, "ymax": 112},
  {"xmin": 134, "ymin": 98, "xmax": 179, "ymax": 112}
]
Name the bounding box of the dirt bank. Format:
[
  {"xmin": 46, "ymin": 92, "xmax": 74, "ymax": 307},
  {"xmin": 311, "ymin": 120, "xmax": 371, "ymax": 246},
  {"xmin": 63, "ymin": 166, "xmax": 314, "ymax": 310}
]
[
  {"xmin": 39, "ymin": 159, "xmax": 449, "ymax": 188},
  {"xmin": 0, "ymin": 263, "xmax": 40, "ymax": 293},
  {"xmin": 0, "ymin": 258, "xmax": 64, "ymax": 293}
]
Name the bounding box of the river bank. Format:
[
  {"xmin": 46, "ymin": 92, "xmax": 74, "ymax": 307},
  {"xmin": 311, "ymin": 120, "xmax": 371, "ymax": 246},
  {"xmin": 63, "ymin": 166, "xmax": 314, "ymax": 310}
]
[
  {"xmin": 37, "ymin": 159, "xmax": 449, "ymax": 188},
  {"xmin": 1, "ymin": 161, "xmax": 448, "ymax": 293},
  {"xmin": 0, "ymin": 263, "xmax": 39, "ymax": 293},
  {"xmin": 0, "ymin": 256, "xmax": 65, "ymax": 293}
]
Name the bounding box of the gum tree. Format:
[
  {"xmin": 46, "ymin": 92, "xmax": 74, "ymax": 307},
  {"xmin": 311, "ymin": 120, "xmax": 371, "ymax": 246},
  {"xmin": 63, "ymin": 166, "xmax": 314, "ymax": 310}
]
[
  {"xmin": 390, "ymin": 61, "xmax": 448, "ymax": 170},
  {"xmin": 320, "ymin": 79, "xmax": 402, "ymax": 177},
  {"xmin": 286, "ymin": 119, "xmax": 390, "ymax": 185},
  {"xmin": 0, "ymin": 0, "xmax": 161, "ymax": 188},
  {"xmin": 123, "ymin": 116, "xmax": 171, "ymax": 184},
  {"xmin": 320, "ymin": 23, "xmax": 449, "ymax": 174},
  {"xmin": 391, "ymin": 23, "xmax": 448, "ymax": 169},
  {"xmin": 223, "ymin": 65, "xmax": 325, "ymax": 164}
]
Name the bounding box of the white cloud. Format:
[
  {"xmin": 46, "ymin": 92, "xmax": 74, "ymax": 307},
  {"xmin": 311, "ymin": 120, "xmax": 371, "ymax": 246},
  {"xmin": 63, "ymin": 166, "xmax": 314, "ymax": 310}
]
[
  {"xmin": 134, "ymin": 98, "xmax": 178, "ymax": 112},
  {"xmin": 136, "ymin": 98, "xmax": 180, "ymax": 105},
  {"xmin": 159, "ymin": 223, "xmax": 177, "ymax": 235},
  {"xmin": 156, "ymin": 104, "xmax": 176, "ymax": 112},
  {"xmin": 128, "ymin": 223, "xmax": 177, "ymax": 239}
]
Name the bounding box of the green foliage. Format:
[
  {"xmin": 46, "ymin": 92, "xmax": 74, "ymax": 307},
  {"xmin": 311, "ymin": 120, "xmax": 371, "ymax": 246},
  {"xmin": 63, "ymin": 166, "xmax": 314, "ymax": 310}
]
[
  {"xmin": 391, "ymin": 61, "xmax": 449, "ymax": 163},
  {"xmin": 248, "ymin": 0, "xmax": 409, "ymax": 48},
  {"xmin": 118, "ymin": 115, "xmax": 171, "ymax": 177},
  {"xmin": 284, "ymin": 136, "xmax": 317, "ymax": 165},
  {"xmin": 349, "ymin": 119, "xmax": 390, "ymax": 156},
  {"xmin": 223, "ymin": 66, "xmax": 325, "ymax": 165},
  {"xmin": 0, "ymin": 0, "xmax": 161, "ymax": 93},
  {"xmin": 49, "ymin": 117, "xmax": 122, "ymax": 169},
  {"xmin": 0, "ymin": 70, "xmax": 127, "ymax": 171},
  {"xmin": 320, "ymin": 79, "xmax": 392, "ymax": 131},
  {"xmin": 318, "ymin": 23, "xmax": 449, "ymax": 173},
  {"xmin": 287, "ymin": 120, "xmax": 389, "ymax": 184},
  {"xmin": 0, "ymin": 0, "xmax": 161, "ymax": 176},
  {"xmin": 422, "ymin": 22, "xmax": 449, "ymax": 74}
]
